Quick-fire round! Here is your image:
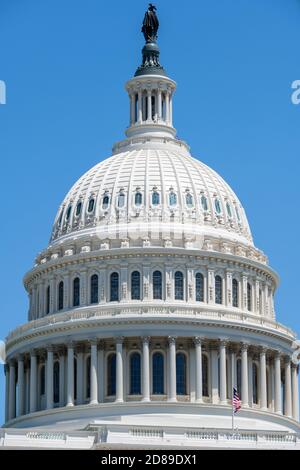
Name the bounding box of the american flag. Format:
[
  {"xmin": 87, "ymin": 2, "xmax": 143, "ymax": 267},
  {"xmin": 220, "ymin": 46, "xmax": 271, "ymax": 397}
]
[{"xmin": 232, "ymin": 387, "xmax": 241, "ymax": 413}]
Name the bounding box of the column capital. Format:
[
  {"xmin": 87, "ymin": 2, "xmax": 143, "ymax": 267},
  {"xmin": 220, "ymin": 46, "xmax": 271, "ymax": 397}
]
[
  {"xmin": 67, "ymin": 340, "xmax": 75, "ymax": 349},
  {"xmin": 274, "ymin": 349, "xmax": 282, "ymax": 359},
  {"xmin": 142, "ymin": 336, "xmax": 151, "ymax": 345},
  {"xmin": 259, "ymin": 346, "xmax": 268, "ymax": 355},
  {"xmin": 29, "ymin": 348, "xmax": 38, "ymax": 357},
  {"xmin": 168, "ymin": 336, "xmax": 177, "ymax": 345},
  {"xmin": 89, "ymin": 338, "xmax": 99, "ymax": 347},
  {"xmin": 8, "ymin": 358, "xmax": 16, "ymax": 367},
  {"xmin": 193, "ymin": 336, "xmax": 203, "ymax": 346},
  {"xmin": 284, "ymin": 355, "xmax": 292, "ymax": 365},
  {"xmin": 241, "ymin": 342, "xmax": 250, "ymax": 352},
  {"xmin": 219, "ymin": 339, "xmax": 229, "ymax": 347},
  {"xmin": 17, "ymin": 353, "xmax": 24, "ymax": 362},
  {"xmin": 46, "ymin": 344, "xmax": 54, "ymax": 353},
  {"xmin": 115, "ymin": 336, "xmax": 124, "ymax": 345}
]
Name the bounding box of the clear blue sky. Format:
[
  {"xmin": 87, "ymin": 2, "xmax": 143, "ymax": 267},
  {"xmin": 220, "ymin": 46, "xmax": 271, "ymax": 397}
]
[{"xmin": 0, "ymin": 0, "xmax": 299, "ymax": 425}]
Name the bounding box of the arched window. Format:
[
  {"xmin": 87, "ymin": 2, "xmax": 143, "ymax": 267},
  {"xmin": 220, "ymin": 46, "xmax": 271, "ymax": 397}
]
[
  {"xmin": 169, "ymin": 192, "xmax": 177, "ymax": 206},
  {"xmin": 232, "ymin": 279, "xmax": 239, "ymax": 308},
  {"xmin": 153, "ymin": 270, "xmax": 162, "ymax": 300},
  {"xmin": 75, "ymin": 201, "xmax": 82, "ymax": 216},
  {"xmin": 66, "ymin": 205, "xmax": 72, "ymax": 221},
  {"xmin": 58, "ymin": 281, "xmax": 64, "ymax": 311},
  {"xmin": 215, "ymin": 199, "xmax": 222, "ymax": 214},
  {"xmin": 40, "ymin": 365, "xmax": 45, "ymax": 396},
  {"xmin": 88, "ymin": 198, "xmax": 95, "ymax": 213},
  {"xmin": 195, "ymin": 273, "xmax": 204, "ymax": 302},
  {"xmin": 135, "ymin": 192, "xmax": 142, "ymax": 206},
  {"xmin": 53, "ymin": 362, "xmax": 59, "ymax": 404},
  {"xmin": 235, "ymin": 205, "xmax": 241, "ymax": 222},
  {"xmin": 152, "ymin": 352, "xmax": 164, "ymax": 394},
  {"xmin": 186, "ymin": 193, "xmax": 193, "ymax": 208},
  {"xmin": 175, "ymin": 271, "xmax": 184, "ymax": 300},
  {"xmin": 131, "ymin": 271, "xmax": 141, "ymax": 300},
  {"xmin": 110, "ymin": 272, "xmax": 119, "ymax": 301},
  {"xmin": 202, "ymin": 355, "xmax": 209, "ymax": 397},
  {"xmin": 73, "ymin": 277, "xmax": 80, "ymax": 307},
  {"xmin": 247, "ymin": 283, "xmax": 252, "ymax": 311},
  {"xmin": 152, "ymin": 191, "xmax": 160, "ymax": 206},
  {"xmin": 130, "ymin": 353, "xmax": 141, "ymax": 395},
  {"xmin": 176, "ymin": 353, "xmax": 187, "ymax": 395},
  {"xmin": 102, "ymin": 195, "xmax": 110, "ymax": 210},
  {"xmin": 90, "ymin": 274, "xmax": 99, "ymax": 304},
  {"xmin": 201, "ymin": 195, "xmax": 208, "ymax": 211},
  {"xmin": 237, "ymin": 359, "xmax": 242, "ymax": 397},
  {"xmin": 226, "ymin": 202, "xmax": 232, "ymax": 218},
  {"xmin": 107, "ymin": 354, "xmax": 116, "ymax": 396},
  {"xmin": 86, "ymin": 356, "xmax": 91, "ymax": 399},
  {"xmin": 253, "ymin": 363, "xmax": 258, "ymax": 404},
  {"xmin": 57, "ymin": 210, "xmax": 63, "ymax": 227},
  {"xmin": 215, "ymin": 275, "xmax": 222, "ymax": 304},
  {"xmin": 46, "ymin": 285, "xmax": 50, "ymax": 314},
  {"xmin": 117, "ymin": 193, "xmax": 125, "ymax": 208}
]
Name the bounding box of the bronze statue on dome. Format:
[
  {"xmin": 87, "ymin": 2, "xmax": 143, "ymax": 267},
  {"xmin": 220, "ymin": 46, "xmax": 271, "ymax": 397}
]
[{"xmin": 142, "ymin": 4, "xmax": 159, "ymax": 42}]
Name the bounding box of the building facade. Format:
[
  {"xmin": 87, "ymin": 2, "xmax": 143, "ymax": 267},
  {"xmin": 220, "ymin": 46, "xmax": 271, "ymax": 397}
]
[{"xmin": 1, "ymin": 7, "xmax": 300, "ymax": 450}]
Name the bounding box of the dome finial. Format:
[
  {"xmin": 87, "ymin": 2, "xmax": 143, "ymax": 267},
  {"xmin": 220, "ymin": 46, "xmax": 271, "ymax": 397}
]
[{"xmin": 135, "ymin": 4, "xmax": 166, "ymax": 77}]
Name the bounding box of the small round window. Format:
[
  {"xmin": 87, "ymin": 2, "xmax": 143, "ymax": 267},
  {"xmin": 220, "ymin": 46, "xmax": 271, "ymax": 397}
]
[
  {"xmin": 169, "ymin": 192, "xmax": 177, "ymax": 206},
  {"xmin": 201, "ymin": 195, "xmax": 208, "ymax": 211},
  {"xmin": 135, "ymin": 192, "xmax": 142, "ymax": 206},
  {"xmin": 152, "ymin": 191, "xmax": 160, "ymax": 206},
  {"xmin": 226, "ymin": 202, "xmax": 232, "ymax": 218},
  {"xmin": 76, "ymin": 201, "xmax": 82, "ymax": 216},
  {"xmin": 118, "ymin": 193, "xmax": 125, "ymax": 208},
  {"xmin": 186, "ymin": 193, "xmax": 193, "ymax": 208},
  {"xmin": 66, "ymin": 205, "xmax": 72, "ymax": 221},
  {"xmin": 215, "ymin": 199, "xmax": 221, "ymax": 214},
  {"xmin": 88, "ymin": 198, "xmax": 95, "ymax": 213},
  {"xmin": 102, "ymin": 195, "xmax": 110, "ymax": 210}
]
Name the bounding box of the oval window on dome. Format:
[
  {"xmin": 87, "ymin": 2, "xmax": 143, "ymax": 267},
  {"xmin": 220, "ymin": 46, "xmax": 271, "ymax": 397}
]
[
  {"xmin": 186, "ymin": 193, "xmax": 193, "ymax": 208},
  {"xmin": 76, "ymin": 201, "xmax": 82, "ymax": 216},
  {"xmin": 102, "ymin": 195, "xmax": 110, "ymax": 210},
  {"xmin": 201, "ymin": 195, "xmax": 208, "ymax": 211},
  {"xmin": 169, "ymin": 192, "xmax": 177, "ymax": 206},
  {"xmin": 214, "ymin": 198, "xmax": 221, "ymax": 214},
  {"xmin": 66, "ymin": 205, "xmax": 72, "ymax": 221},
  {"xmin": 135, "ymin": 192, "xmax": 142, "ymax": 206},
  {"xmin": 152, "ymin": 191, "xmax": 160, "ymax": 206},
  {"xmin": 88, "ymin": 198, "xmax": 95, "ymax": 213},
  {"xmin": 226, "ymin": 202, "xmax": 232, "ymax": 218},
  {"xmin": 117, "ymin": 193, "xmax": 125, "ymax": 208}
]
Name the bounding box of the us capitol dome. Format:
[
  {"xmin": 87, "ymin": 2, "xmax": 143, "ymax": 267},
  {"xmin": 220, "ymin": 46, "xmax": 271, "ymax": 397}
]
[{"xmin": 2, "ymin": 6, "xmax": 300, "ymax": 450}]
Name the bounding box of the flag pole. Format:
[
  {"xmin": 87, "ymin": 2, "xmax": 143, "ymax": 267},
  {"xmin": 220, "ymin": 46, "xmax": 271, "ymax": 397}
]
[{"xmin": 231, "ymin": 353, "xmax": 234, "ymax": 433}]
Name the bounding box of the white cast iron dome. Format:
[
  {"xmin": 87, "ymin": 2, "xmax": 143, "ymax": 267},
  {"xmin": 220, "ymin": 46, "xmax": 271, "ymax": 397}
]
[{"xmin": 3, "ymin": 5, "xmax": 299, "ymax": 451}]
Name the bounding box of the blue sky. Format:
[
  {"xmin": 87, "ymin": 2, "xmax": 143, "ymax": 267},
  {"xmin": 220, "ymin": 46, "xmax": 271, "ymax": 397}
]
[{"xmin": 0, "ymin": 0, "xmax": 299, "ymax": 425}]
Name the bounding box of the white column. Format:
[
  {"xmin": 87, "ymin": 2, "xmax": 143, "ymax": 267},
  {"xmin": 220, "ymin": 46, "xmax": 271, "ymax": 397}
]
[
  {"xmin": 66, "ymin": 344, "xmax": 74, "ymax": 407},
  {"xmin": 230, "ymin": 349, "xmax": 237, "ymax": 399},
  {"xmin": 169, "ymin": 93, "xmax": 173, "ymax": 126},
  {"xmin": 208, "ymin": 269, "xmax": 215, "ymax": 305},
  {"xmin": 147, "ymin": 90, "xmax": 152, "ymax": 121},
  {"xmin": 248, "ymin": 355, "xmax": 253, "ymax": 407},
  {"xmin": 260, "ymin": 348, "xmax": 267, "ymax": 410},
  {"xmin": 241, "ymin": 343, "xmax": 249, "ymax": 407},
  {"xmin": 59, "ymin": 351, "xmax": 65, "ymax": 407},
  {"xmin": 168, "ymin": 336, "xmax": 177, "ymax": 402},
  {"xmin": 292, "ymin": 365, "xmax": 299, "ymax": 421},
  {"xmin": 158, "ymin": 89, "xmax": 162, "ymax": 120},
  {"xmin": 255, "ymin": 280, "xmax": 260, "ymax": 314},
  {"xmin": 80, "ymin": 270, "xmax": 88, "ymax": 306},
  {"xmin": 120, "ymin": 266, "xmax": 128, "ymax": 302},
  {"xmin": 211, "ymin": 348, "xmax": 219, "ymax": 404},
  {"xmin": 90, "ymin": 340, "xmax": 98, "ymax": 405},
  {"xmin": 142, "ymin": 336, "xmax": 150, "ymax": 402},
  {"xmin": 130, "ymin": 93, "xmax": 135, "ymax": 125},
  {"xmin": 242, "ymin": 275, "xmax": 248, "ymax": 311},
  {"xmin": 76, "ymin": 348, "xmax": 84, "ymax": 405},
  {"xmin": 49, "ymin": 278, "xmax": 56, "ymax": 314},
  {"xmin": 5, "ymin": 365, "xmax": 9, "ymax": 422},
  {"xmin": 17, "ymin": 355, "xmax": 25, "ymax": 416},
  {"xmin": 226, "ymin": 271, "xmax": 233, "ymax": 307},
  {"xmin": 8, "ymin": 361, "xmax": 16, "ymax": 420},
  {"xmin": 63, "ymin": 274, "xmax": 70, "ymax": 309},
  {"xmin": 284, "ymin": 358, "xmax": 292, "ymax": 418},
  {"xmin": 98, "ymin": 343, "xmax": 104, "ymax": 403},
  {"xmin": 115, "ymin": 338, "xmax": 124, "ymax": 403},
  {"xmin": 138, "ymin": 90, "xmax": 142, "ymax": 123},
  {"xmin": 194, "ymin": 337, "xmax": 203, "ymax": 403},
  {"xmin": 166, "ymin": 92, "xmax": 170, "ymax": 124},
  {"xmin": 29, "ymin": 351, "xmax": 37, "ymax": 413},
  {"xmin": 46, "ymin": 347, "xmax": 54, "ymax": 409},
  {"xmin": 274, "ymin": 352, "xmax": 282, "ymax": 414},
  {"xmin": 264, "ymin": 283, "xmax": 269, "ymax": 317},
  {"xmin": 219, "ymin": 341, "xmax": 227, "ymax": 404}
]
